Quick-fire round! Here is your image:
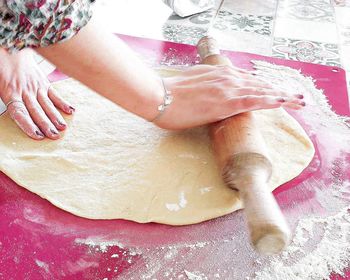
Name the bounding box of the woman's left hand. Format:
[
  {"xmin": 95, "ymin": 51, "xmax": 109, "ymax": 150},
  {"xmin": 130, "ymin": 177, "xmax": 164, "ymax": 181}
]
[{"xmin": 0, "ymin": 48, "xmax": 74, "ymax": 140}]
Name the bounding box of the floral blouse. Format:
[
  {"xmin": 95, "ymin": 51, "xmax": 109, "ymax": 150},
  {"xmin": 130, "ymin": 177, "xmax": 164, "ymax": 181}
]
[{"xmin": 0, "ymin": 0, "xmax": 94, "ymax": 51}]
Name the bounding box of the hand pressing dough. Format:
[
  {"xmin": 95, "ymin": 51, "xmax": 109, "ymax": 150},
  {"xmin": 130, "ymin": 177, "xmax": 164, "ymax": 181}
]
[{"xmin": 0, "ymin": 73, "xmax": 314, "ymax": 225}]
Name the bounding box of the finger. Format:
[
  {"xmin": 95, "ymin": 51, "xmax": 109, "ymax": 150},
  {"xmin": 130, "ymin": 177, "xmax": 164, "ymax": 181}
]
[
  {"xmin": 228, "ymin": 65, "xmax": 255, "ymax": 75},
  {"xmin": 7, "ymin": 101, "xmax": 45, "ymax": 140},
  {"xmin": 225, "ymin": 77, "xmax": 274, "ymax": 89},
  {"xmin": 237, "ymin": 87, "xmax": 302, "ymax": 98},
  {"xmin": 23, "ymin": 94, "xmax": 60, "ymax": 140},
  {"xmin": 281, "ymin": 98, "xmax": 306, "ymax": 110},
  {"xmin": 186, "ymin": 65, "xmax": 254, "ymax": 82},
  {"xmin": 37, "ymin": 88, "xmax": 67, "ymax": 131},
  {"xmin": 48, "ymin": 86, "xmax": 75, "ymax": 115},
  {"xmin": 216, "ymin": 64, "xmax": 250, "ymax": 74},
  {"xmin": 232, "ymin": 95, "xmax": 305, "ymax": 113},
  {"xmin": 180, "ymin": 65, "xmax": 217, "ymax": 77},
  {"xmin": 216, "ymin": 65, "xmax": 257, "ymax": 79},
  {"xmin": 191, "ymin": 64, "xmax": 216, "ymax": 72},
  {"xmin": 237, "ymin": 95, "xmax": 286, "ymax": 110},
  {"xmin": 282, "ymin": 103, "xmax": 304, "ymax": 110}
]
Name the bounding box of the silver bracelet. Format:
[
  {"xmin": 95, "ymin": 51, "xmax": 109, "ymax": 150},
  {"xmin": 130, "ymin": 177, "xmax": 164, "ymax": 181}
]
[{"xmin": 151, "ymin": 78, "xmax": 173, "ymax": 122}]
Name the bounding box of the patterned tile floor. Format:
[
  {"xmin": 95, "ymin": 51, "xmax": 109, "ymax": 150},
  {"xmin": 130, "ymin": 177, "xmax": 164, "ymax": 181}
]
[
  {"xmin": 277, "ymin": 0, "xmax": 336, "ymax": 22},
  {"xmin": 272, "ymin": 38, "xmax": 341, "ymax": 66}
]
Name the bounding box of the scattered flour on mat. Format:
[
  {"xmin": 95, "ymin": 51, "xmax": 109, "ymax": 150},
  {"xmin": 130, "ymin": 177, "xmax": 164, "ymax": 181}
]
[
  {"xmin": 252, "ymin": 60, "xmax": 350, "ymax": 129},
  {"xmin": 254, "ymin": 207, "xmax": 350, "ymax": 280},
  {"xmin": 75, "ymin": 238, "xmax": 125, "ymax": 253},
  {"xmin": 161, "ymin": 240, "xmax": 210, "ymax": 250},
  {"xmin": 250, "ymin": 61, "xmax": 350, "ymax": 280},
  {"xmin": 35, "ymin": 259, "xmax": 50, "ymax": 273},
  {"xmin": 74, "ymin": 238, "xmax": 143, "ymax": 260},
  {"xmin": 184, "ymin": 270, "xmax": 204, "ymax": 280}
]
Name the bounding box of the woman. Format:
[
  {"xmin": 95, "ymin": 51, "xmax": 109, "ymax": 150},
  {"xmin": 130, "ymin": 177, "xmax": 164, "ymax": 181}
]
[{"xmin": 0, "ymin": 0, "xmax": 304, "ymax": 140}]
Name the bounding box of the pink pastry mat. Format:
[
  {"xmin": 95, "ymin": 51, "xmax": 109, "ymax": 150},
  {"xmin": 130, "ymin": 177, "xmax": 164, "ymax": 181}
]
[{"xmin": 0, "ymin": 34, "xmax": 349, "ymax": 279}]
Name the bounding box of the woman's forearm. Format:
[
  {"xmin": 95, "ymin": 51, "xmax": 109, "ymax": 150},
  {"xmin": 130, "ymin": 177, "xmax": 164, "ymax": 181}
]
[
  {"xmin": 36, "ymin": 18, "xmax": 304, "ymax": 131},
  {"xmin": 37, "ymin": 19, "xmax": 163, "ymax": 121}
]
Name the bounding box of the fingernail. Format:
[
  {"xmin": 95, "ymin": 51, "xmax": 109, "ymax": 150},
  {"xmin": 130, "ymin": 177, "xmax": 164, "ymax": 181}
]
[
  {"xmin": 296, "ymin": 94, "xmax": 304, "ymax": 99},
  {"xmin": 35, "ymin": 131, "xmax": 45, "ymax": 137},
  {"xmin": 58, "ymin": 120, "xmax": 66, "ymax": 127},
  {"xmin": 69, "ymin": 106, "xmax": 75, "ymax": 113},
  {"xmin": 50, "ymin": 129, "xmax": 59, "ymax": 135},
  {"xmin": 301, "ymin": 101, "xmax": 306, "ymax": 106},
  {"xmin": 278, "ymin": 98, "xmax": 286, "ymax": 103}
]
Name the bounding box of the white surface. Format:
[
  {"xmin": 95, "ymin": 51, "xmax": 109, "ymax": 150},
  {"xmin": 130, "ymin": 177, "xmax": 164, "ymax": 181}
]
[
  {"xmin": 162, "ymin": 0, "xmax": 215, "ymax": 17},
  {"xmin": 340, "ymin": 46, "xmax": 350, "ymax": 70},
  {"xmin": 0, "ymin": 99, "xmax": 5, "ymax": 115},
  {"xmin": 220, "ymin": 0, "xmax": 278, "ymax": 15},
  {"xmin": 93, "ymin": 0, "xmax": 173, "ymax": 39},
  {"xmin": 274, "ymin": 18, "xmax": 339, "ymax": 43},
  {"xmin": 212, "ymin": 28, "xmax": 274, "ymax": 55}
]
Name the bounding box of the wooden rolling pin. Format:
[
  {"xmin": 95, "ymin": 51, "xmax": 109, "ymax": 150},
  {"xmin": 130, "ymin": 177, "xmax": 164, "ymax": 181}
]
[{"xmin": 197, "ymin": 36, "xmax": 291, "ymax": 255}]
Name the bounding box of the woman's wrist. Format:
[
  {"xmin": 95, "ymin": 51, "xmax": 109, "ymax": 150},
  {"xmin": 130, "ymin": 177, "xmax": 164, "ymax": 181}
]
[
  {"xmin": 149, "ymin": 78, "xmax": 173, "ymax": 123},
  {"xmin": 140, "ymin": 75, "xmax": 169, "ymax": 122}
]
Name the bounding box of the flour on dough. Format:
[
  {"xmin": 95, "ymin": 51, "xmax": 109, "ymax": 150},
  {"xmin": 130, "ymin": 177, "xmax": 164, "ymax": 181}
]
[{"xmin": 0, "ymin": 70, "xmax": 314, "ymax": 225}]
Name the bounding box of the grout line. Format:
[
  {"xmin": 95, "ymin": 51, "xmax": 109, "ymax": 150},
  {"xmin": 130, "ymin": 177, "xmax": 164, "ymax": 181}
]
[
  {"xmin": 332, "ymin": 5, "xmax": 345, "ymax": 69},
  {"xmin": 270, "ymin": 0, "xmax": 281, "ymax": 54},
  {"xmin": 207, "ymin": 0, "xmax": 224, "ymax": 35}
]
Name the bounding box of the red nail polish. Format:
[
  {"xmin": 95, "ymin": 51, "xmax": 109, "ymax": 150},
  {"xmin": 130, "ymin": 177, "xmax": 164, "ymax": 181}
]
[
  {"xmin": 296, "ymin": 94, "xmax": 304, "ymax": 99},
  {"xmin": 69, "ymin": 106, "xmax": 75, "ymax": 112},
  {"xmin": 58, "ymin": 121, "xmax": 66, "ymax": 127},
  {"xmin": 35, "ymin": 131, "xmax": 44, "ymax": 137},
  {"xmin": 50, "ymin": 129, "xmax": 59, "ymax": 135},
  {"xmin": 278, "ymin": 98, "xmax": 285, "ymax": 103},
  {"xmin": 301, "ymin": 101, "xmax": 306, "ymax": 106}
]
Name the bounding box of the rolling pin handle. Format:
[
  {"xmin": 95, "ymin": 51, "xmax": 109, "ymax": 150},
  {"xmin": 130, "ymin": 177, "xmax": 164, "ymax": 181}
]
[
  {"xmin": 243, "ymin": 177, "xmax": 291, "ymax": 255},
  {"xmin": 223, "ymin": 153, "xmax": 291, "ymax": 255}
]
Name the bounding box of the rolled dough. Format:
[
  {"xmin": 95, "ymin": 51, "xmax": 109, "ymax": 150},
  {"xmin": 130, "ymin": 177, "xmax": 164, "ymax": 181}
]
[{"xmin": 0, "ymin": 72, "xmax": 314, "ymax": 225}]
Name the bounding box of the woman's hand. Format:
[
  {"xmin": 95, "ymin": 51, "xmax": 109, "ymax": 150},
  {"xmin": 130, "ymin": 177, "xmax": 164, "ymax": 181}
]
[
  {"xmin": 154, "ymin": 65, "xmax": 305, "ymax": 130},
  {"xmin": 0, "ymin": 48, "xmax": 74, "ymax": 140}
]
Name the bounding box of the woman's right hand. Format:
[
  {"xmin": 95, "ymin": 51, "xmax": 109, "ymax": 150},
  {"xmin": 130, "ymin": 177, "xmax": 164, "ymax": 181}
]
[{"xmin": 154, "ymin": 65, "xmax": 305, "ymax": 130}]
